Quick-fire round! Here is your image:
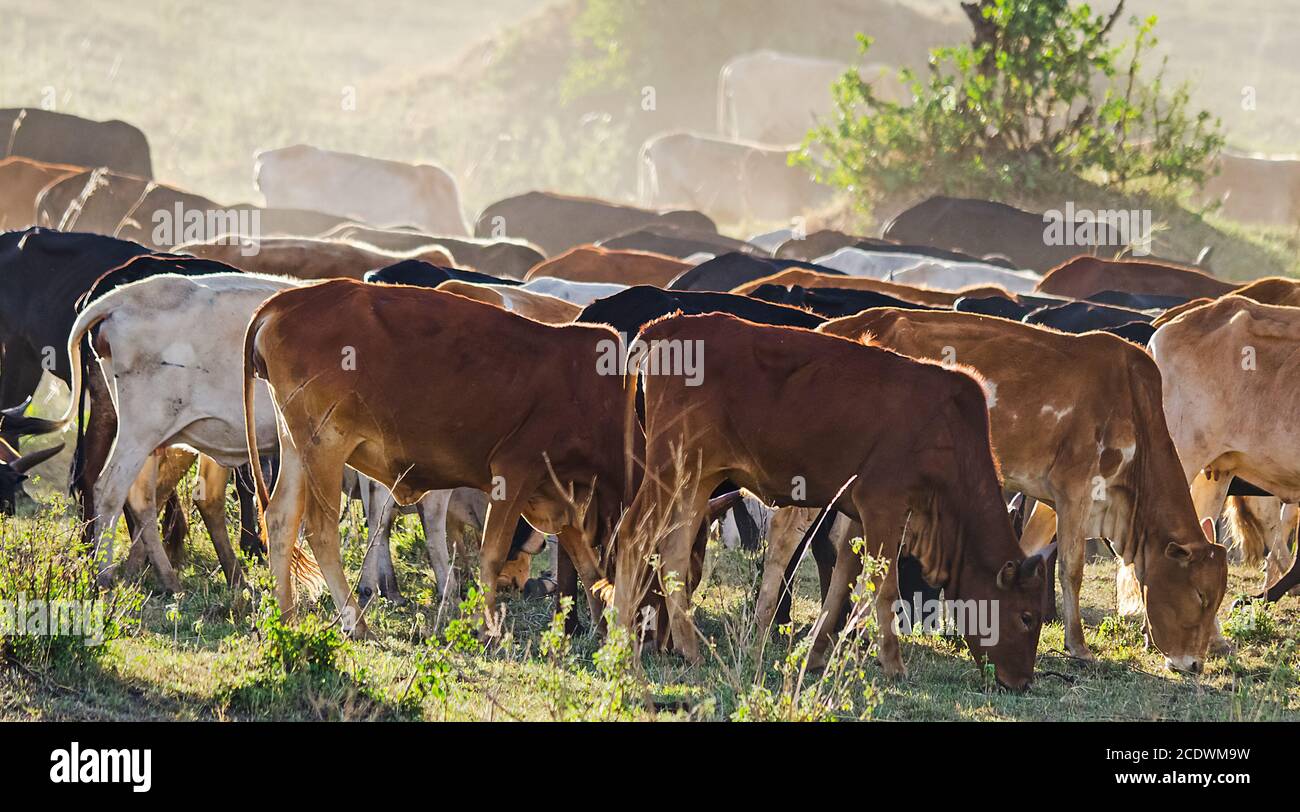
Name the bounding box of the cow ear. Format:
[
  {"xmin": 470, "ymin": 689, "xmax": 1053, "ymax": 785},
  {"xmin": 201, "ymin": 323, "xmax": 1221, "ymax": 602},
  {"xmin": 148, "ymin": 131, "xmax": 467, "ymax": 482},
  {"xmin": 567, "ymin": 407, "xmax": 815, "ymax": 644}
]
[
  {"xmin": 1165, "ymin": 541, "xmax": 1195, "ymax": 564},
  {"xmin": 996, "ymin": 560, "xmax": 1018, "ymax": 590},
  {"xmin": 1200, "ymin": 517, "xmax": 1216, "ymax": 543}
]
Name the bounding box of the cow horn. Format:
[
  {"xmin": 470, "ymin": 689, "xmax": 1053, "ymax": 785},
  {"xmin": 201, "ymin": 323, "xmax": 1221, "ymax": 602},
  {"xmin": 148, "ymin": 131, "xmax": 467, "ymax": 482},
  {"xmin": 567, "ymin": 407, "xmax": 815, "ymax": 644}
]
[
  {"xmin": 0, "ymin": 397, "xmax": 33, "ymax": 418},
  {"xmin": 1021, "ymin": 541, "xmax": 1058, "ymax": 580},
  {"xmin": 0, "ymin": 411, "xmax": 65, "ymax": 436},
  {"xmin": 706, "ymin": 490, "xmax": 743, "ymax": 520},
  {"xmin": 11, "ymin": 442, "xmax": 64, "ymax": 474}
]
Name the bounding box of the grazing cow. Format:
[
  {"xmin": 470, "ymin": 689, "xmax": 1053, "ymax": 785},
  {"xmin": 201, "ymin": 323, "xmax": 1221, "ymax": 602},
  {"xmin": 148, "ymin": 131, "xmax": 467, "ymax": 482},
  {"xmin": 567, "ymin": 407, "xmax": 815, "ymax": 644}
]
[
  {"xmin": 176, "ymin": 237, "xmax": 453, "ymax": 280},
  {"xmin": 363, "ymin": 258, "xmax": 520, "ymax": 288},
  {"xmin": 614, "ymin": 313, "xmax": 1047, "ymax": 688},
  {"xmin": 255, "ymin": 144, "xmax": 469, "ymax": 235},
  {"xmin": 1195, "ymin": 150, "xmax": 1300, "ymax": 227},
  {"xmin": 0, "ymin": 157, "xmax": 82, "ymax": 229},
  {"xmin": 323, "ymin": 224, "xmax": 544, "ymax": 279},
  {"xmin": 775, "ymin": 230, "xmax": 1017, "ymax": 267},
  {"xmin": 53, "ymin": 268, "xmax": 308, "ymax": 590},
  {"xmin": 884, "ymin": 196, "xmax": 1129, "ymax": 272},
  {"xmin": 1035, "ymin": 256, "xmax": 1236, "ymax": 301},
  {"xmin": 243, "ymin": 279, "xmax": 639, "ymax": 635},
  {"xmin": 669, "ymin": 252, "xmax": 838, "ymax": 292},
  {"xmin": 1148, "ymin": 296, "xmax": 1300, "ymax": 604},
  {"xmin": 731, "ymin": 268, "xmax": 1002, "ymax": 307},
  {"xmin": 1023, "ymin": 300, "xmax": 1152, "ymax": 333},
  {"xmin": 524, "ymin": 246, "xmax": 689, "ymax": 287},
  {"xmin": 0, "ymin": 438, "xmax": 63, "ymax": 515},
  {"xmin": 748, "ymin": 284, "xmax": 938, "ymax": 318},
  {"xmin": 821, "ymin": 309, "xmax": 1228, "ymax": 671},
  {"xmin": 717, "ymin": 52, "xmax": 908, "ymax": 145},
  {"xmin": 1224, "ymin": 276, "xmax": 1300, "ymax": 308},
  {"xmin": 638, "ymin": 131, "xmax": 831, "ymax": 224},
  {"xmin": 0, "ymin": 108, "xmax": 152, "ymax": 178},
  {"xmin": 519, "ymin": 277, "xmax": 627, "ymax": 306},
  {"xmin": 435, "ymin": 280, "xmax": 581, "ymax": 324},
  {"xmin": 475, "ymin": 190, "xmax": 715, "ymax": 256},
  {"xmin": 596, "ymin": 223, "xmax": 760, "ymax": 259}
]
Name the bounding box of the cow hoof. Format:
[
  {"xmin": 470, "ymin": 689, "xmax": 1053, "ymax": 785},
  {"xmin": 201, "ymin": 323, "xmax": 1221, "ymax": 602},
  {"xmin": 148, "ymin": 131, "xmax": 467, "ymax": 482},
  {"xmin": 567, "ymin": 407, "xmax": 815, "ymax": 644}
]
[
  {"xmin": 1208, "ymin": 635, "xmax": 1234, "ymax": 657},
  {"xmin": 806, "ymin": 648, "xmax": 829, "ymax": 672},
  {"xmin": 523, "ymin": 573, "xmax": 558, "ymax": 599},
  {"xmin": 1065, "ymin": 644, "xmax": 1095, "ymax": 662},
  {"xmin": 357, "ymin": 583, "xmax": 377, "ymax": 608},
  {"xmin": 881, "ymin": 661, "xmax": 908, "ymax": 681}
]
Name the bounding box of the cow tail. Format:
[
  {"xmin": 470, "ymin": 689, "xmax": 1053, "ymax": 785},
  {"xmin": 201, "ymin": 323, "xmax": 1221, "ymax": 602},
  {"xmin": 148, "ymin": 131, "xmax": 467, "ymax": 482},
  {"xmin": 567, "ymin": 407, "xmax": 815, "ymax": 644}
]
[
  {"xmin": 242, "ymin": 308, "xmax": 324, "ymax": 592},
  {"xmin": 622, "ymin": 343, "xmax": 639, "ymax": 510},
  {"xmin": 69, "ymin": 330, "xmax": 91, "ymax": 499}
]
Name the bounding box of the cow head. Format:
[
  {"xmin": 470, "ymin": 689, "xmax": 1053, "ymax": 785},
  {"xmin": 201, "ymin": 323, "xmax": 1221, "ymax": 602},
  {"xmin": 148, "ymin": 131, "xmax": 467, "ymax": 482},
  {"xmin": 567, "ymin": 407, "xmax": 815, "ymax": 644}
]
[
  {"xmin": 1141, "ymin": 517, "xmax": 1228, "ymax": 674},
  {"xmin": 0, "ymin": 442, "xmax": 65, "ymax": 515},
  {"xmin": 962, "ymin": 542, "xmax": 1053, "ymax": 691}
]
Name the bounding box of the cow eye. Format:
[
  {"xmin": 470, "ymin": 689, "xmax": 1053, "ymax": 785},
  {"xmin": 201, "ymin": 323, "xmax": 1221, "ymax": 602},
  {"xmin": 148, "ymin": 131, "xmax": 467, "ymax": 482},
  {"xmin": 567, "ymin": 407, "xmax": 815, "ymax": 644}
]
[{"xmin": 1020, "ymin": 611, "xmax": 1035, "ymax": 629}]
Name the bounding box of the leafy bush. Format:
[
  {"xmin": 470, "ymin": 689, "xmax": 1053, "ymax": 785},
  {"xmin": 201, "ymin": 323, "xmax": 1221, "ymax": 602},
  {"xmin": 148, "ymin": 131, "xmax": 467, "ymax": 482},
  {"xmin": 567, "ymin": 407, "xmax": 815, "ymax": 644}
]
[
  {"xmin": 799, "ymin": 0, "xmax": 1224, "ymax": 212},
  {"xmin": 0, "ymin": 508, "xmax": 142, "ymax": 671}
]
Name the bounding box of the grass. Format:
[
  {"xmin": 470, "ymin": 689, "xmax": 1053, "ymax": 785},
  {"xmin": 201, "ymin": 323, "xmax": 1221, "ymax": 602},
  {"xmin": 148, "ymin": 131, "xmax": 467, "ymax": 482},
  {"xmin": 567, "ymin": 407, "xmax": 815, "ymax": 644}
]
[{"xmin": 2, "ymin": 479, "xmax": 1297, "ymax": 721}]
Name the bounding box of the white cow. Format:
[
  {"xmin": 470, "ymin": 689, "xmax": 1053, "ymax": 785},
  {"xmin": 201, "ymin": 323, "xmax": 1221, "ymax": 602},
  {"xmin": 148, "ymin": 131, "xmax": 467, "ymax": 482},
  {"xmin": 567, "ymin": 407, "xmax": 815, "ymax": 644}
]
[
  {"xmin": 255, "ymin": 144, "xmax": 469, "ymax": 236},
  {"xmin": 638, "ymin": 131, "xmax": 831, "ymax": 225},
  {"xmin": 814, "ymin": 247, "xmax": 945, "ymax": 278},
  {"xmin": 520, "ymin": 277, "xmax": 627, "ymax": 306},
  {"xmin": 718, "ymin": 51, "xmax": 907, "ymax": 146},
  {"xmin": 892, "ymin": 261, "xmax": 1042, "ymax": 294}
]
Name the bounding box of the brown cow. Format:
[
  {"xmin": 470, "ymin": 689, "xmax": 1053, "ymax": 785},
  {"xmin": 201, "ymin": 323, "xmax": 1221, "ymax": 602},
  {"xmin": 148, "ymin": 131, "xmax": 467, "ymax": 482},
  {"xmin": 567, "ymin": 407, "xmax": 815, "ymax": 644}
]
[
  {"xmin": 729, "ymin": 267, "xmax": 1009, "ymax": 307},
  {"xmin": 1150, "ymin": 277, "xmax": 1300, "ymax": 330},
  {"xmin": 613, "ymin": 313, "xmax": 1048, "ymax": 688},
  {"xmin": 524, "ymin": 245, "xmax": 689, "ymax": 287},
  {"xmin": 178, "ymin": 237, "xmax": 452, "ymax": 280},
  {"xmin": 1036, "ymin": 256, "xmax": 1236, "ymax": 300},
  {"xmin": 0, "ymin": 156, "xmax": 82, "ymax": 229},
  {"xmin": 434, "ymin": 280, "xmax": 580, "ymax": 324},
  {"xmin": 243, "ymin": 279, "xmax": 638, "ymax": 635},
  {"xmin": 820, "ymin": 309, "xmax": 1228, "ymax": 672}
]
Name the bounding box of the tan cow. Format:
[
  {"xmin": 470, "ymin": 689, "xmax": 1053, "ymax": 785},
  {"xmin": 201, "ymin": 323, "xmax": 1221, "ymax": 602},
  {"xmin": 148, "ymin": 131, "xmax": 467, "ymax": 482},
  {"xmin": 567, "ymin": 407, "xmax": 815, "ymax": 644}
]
[
  {"xmin": 176, "ymin": 237, "xmax": 452, "ymax": 280},
  {"xmin": 729, "ymin": 267, "xmax": 1008, "ymax": 307},
  {"xmin": 638, "ymin": 131, "xmax": 832, "ymax": 225},
  {"xmin": 523, "ymin": 245, "xmax": 689, "ymax": 287},
  {"xmin": 820, "ymin": 309, "xmax": 1228, "ymax": 672},
  {"xmin": 434, "ymin": 280, "xmax": 580, "ymax": 324},
  {"xmin": 615, "ymin": 313, "xmax": 1048, "ymax": 688},
  {"xmin": 255, "ymin": 144, "xmax": 469, "ymax": 235},
  {"xmin": 0, "ymin": 156, "xmax": 82, "ymax": 229},
  {"xmin": 1195, "ymin": 151, "xmax": 1300, "ymax": 227},
  {"xmin": 1148, "ymin": 296, "xmax": 1300, "ymax": 604},
  {"xmin": 1036, "ymin": 256, "xmax": 1236, "ymax": 300}
]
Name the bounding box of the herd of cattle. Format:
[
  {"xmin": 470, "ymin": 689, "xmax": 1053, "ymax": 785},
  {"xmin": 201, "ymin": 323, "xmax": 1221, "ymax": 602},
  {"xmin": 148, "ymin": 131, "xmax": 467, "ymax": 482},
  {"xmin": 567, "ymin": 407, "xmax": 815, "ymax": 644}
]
[{"xmin": 3, "ymin": 106, "xmax": 1300, "ymax": 692}]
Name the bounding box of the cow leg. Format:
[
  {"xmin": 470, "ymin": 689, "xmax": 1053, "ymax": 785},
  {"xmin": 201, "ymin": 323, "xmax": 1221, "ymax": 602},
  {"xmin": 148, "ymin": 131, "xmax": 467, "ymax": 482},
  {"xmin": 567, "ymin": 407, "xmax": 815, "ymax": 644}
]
[
  {"xmin": 264, "ymin": 439, "xmax": 309, "ymax": 622},
  {"xmin": 554, "ymin": 546, "xmax": 579, "ymax": 633},
  {"xmin": 754, "ymin": 507, "xmax": 812, "ymax": 643},
  {"xmin": 1054, "ymin": 502, "xmax": 1094, "ymax": 660},
  {"xmin": 76, "ymin": 361, "xmax": 118, "ymax": 546},
  {"xmin": 1265, "ymin": 503, "xmax": 1299, "ymax": 591},
  {"xmin": 417, "ymin": 488, "xmax": 457, "ymax": 606},
  {"xmin": 655, "ymin": 486, "xmax": 717, "ymax": 664},
  {"xmin": 812, "ymin": 518, "xmax": 844, "ymax": 604},
  {"xmin": 554, "ymin": 525, "xmax": 608, "ymax": 629},
  {"xmin": 357, "ymin": 479, "xmax": 405, "ymax": 607},
  {"xmin": 194, "ymin": 456, "xmax": 242, "ymax": 589},
  {"xmin": 478, "ymin": 484, "xmax": 535, "ymax": 634},
  {"xmin": 91, "ymin": 436, "xmax": 177, "ymax": 589},
  {"xmin": 233, "ymin": 463, "xmax": 265, "ymax": 559},
  {"xmin": 120, "ymin": 453, "xmax": 183, "ymax": 593},
  {"xmin": 1019, "ymin": 502, "xmax": 1059, "ymax": 622},
  {"xmin": 807, "ymin": 519, "xmax": 868, "ymax": 672},
  {"xmin": 300, "ymin": 475, "xmax": 367, "ymax": 639}
]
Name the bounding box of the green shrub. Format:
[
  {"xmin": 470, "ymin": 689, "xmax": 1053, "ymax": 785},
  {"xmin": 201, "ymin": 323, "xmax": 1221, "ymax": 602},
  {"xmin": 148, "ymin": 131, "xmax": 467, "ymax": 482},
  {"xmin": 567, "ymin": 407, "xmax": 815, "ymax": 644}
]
[{"xmin": 798, "ymin": 0, "xmax": 1224, "ymax": 213}]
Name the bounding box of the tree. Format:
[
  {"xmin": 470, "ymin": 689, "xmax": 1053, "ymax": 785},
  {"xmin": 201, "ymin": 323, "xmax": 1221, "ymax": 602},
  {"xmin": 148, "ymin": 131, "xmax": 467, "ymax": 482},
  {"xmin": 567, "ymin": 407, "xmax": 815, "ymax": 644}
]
[{"xmin": 797, "ymin": 0, "xmax": 1224, "ymax": 212}]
